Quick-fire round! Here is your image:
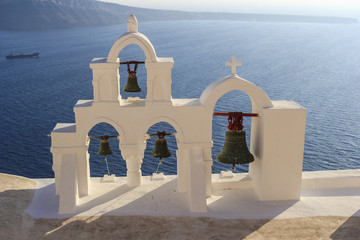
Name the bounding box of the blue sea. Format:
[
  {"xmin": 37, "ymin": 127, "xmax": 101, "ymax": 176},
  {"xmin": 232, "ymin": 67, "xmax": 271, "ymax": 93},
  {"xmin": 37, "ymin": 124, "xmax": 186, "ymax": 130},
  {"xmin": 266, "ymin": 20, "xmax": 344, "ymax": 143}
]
[{"xmin": 0, "ymin": 20, "xmax": 359, "ymax": 178}]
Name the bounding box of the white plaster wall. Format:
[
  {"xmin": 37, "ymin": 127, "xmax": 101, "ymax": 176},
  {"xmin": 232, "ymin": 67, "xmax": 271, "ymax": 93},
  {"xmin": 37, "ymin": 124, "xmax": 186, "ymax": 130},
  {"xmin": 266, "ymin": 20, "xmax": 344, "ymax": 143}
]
[{"xmin": 253, "ymin": 100, "xmax": 307, "ymax": 200}]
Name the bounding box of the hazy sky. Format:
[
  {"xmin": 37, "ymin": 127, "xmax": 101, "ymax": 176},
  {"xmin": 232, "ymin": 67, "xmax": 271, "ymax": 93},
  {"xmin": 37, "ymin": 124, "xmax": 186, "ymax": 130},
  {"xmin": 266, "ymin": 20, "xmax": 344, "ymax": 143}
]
[{"xmin": 100, "ymin": 0, "xmax": 360, "ymax": 19}]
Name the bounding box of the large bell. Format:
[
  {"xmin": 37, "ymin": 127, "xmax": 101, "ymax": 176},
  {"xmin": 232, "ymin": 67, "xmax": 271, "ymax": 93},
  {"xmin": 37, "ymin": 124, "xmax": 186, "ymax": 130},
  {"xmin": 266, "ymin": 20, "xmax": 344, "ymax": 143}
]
[
  {"xmin": 217, "ymin": 130, "xmax": 254, "ymax": 169},
  {"xmin": 123, "ymin": 75, "xmax": 141, "ymax": 92},
  {"xmin": 152, "ymin": 137, "xmax": 171, "ymax": 159},
  {"xmin": 97, "ymin": 139, "xmax": 113, "ymax": 156}
]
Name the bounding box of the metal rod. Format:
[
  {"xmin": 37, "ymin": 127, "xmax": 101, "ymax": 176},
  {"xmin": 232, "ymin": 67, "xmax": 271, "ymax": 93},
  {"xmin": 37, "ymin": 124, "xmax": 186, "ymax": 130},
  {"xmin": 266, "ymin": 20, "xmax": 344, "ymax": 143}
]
[
  {"xmin": 213, "ymin": 112, "xmax": 259, "ymax": 117},
  {"xmin": 88, "ymin": 135, "xmax": 118, "ymax": 139},
  {"xmin": 148, "ymin": 131, "xmax": 175, "ymax": 137},
  {"xmin": 119, "ymin": 61, "xmax": 145, "ymax": 65}
]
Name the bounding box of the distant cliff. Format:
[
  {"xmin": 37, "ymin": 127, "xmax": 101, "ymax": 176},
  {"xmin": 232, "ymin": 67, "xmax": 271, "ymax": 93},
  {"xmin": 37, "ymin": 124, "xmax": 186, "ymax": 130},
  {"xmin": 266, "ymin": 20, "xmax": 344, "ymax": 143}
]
[{"xmin": 0, "ymin": 0, "xmax": 357, "ymax": 30}]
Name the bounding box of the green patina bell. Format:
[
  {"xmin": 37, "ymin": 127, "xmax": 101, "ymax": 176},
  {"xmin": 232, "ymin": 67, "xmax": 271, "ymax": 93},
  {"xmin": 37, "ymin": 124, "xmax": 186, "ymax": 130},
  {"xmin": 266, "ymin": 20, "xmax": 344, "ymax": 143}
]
[
  {"xmin": 152, "ymin": 137, "xmax": 171, "ymax": 159},
  {"xmin": 97, "ymin": 139, "xmax": 113, "ymax": 156},
  {"xmin": 217, "ymin": 130, "xmax": 254, "ymax": 169},
  {"xmin": 123, "ymin": 75, "xmax": 141, "ymax": 92}
]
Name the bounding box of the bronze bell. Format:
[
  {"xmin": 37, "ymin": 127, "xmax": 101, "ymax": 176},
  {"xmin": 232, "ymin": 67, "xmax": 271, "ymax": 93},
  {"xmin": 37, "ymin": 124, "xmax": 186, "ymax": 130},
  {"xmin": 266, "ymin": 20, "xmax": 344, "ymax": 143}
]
[
  {"xmin": 97, "ymin": 139, "xmax": 113, "ymax": 156},
  {"xmin": 123, "ymin": 75, "xmax": 141, "ymax": 92},
  {"xmin": 123, "ymin": 62, "xmax": 141, "ymax": 92},
  {"xmin": 217, "ymin": 130, "xmax": 254, "ymax": 169},
  {"xmin": 152, "ymin": 137, "xmax": 171, "ymax": 159}
]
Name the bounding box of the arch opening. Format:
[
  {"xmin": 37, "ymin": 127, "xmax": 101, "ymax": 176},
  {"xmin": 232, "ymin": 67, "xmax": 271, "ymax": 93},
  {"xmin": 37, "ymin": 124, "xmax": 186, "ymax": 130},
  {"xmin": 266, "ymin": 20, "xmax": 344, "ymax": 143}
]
[
  {"xmin": 211, "ymin": 90, "xmax": 253, "ymax": 173},
  {"xmin": 87, "ymin": 122, "xmax": 126, "ymax": 177},
  {"xmin": 118, "ymin": 44, "xmax": 147, "ymax": 99},
  {"xmin": 200, "ymin": 75, "xmax": 273, "ymax": 112},
  {"xmin": 107, "ymin": 33, "xmax": 157, "ymax": 63},
  {"xmin": 143, "ymin": 121, "xmax": 178, "ymax": 175}
]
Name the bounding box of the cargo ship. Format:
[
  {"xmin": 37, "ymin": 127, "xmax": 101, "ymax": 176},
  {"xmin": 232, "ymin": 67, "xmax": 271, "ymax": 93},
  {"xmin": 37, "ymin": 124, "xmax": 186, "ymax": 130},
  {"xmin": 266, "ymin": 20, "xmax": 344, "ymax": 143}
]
[{"xmin": 6, "ymin": 52, "xmax": 39, "ymax": 59}]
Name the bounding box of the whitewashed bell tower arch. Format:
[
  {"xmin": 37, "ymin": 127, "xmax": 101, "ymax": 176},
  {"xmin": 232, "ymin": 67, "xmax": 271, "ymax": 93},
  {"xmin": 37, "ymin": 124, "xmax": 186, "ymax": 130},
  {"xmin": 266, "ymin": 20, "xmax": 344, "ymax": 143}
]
[
  {"xmin": 107, "ymin": 16, "xmax": 157, "ymax": 63},
  {"xmin": 91, "ymin": 15, "xmax": 173, "ymax": 105},
  {"xmin": 51, "ymin": 15, "xmax": 306, "ymax": 215}
]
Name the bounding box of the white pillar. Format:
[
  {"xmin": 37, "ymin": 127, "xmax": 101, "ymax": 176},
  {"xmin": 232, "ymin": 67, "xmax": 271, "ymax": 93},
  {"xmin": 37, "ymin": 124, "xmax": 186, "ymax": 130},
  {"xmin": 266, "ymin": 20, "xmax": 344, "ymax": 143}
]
[
  {"xmin": 176, "ymin": 149, "xmax": 189, "ymax": 193},
  {"xmin": 251, "ymin": 100, "xmax": 306, "ymax": 200},
  {"xmin": 50, "ymin": 123, "xmax": 79, "ymax": 196},
  {"xmin": 203, "ymin": 148, "xmax": 213, "ymax": 198},
  {"xmin": 187, "ymin": 148, "xmax": 207, "ymax": 212},
  {"xmin": 121, "ymin": 144, "xmax": 146, "ymax": 187},
  {"xmin": 58, "ymin": 153, "xmax": 78, "ymax": 214},
  {"xmin": 145, "ymin": 59, "xmax": 174, "ymax": 105},
  {"xmin": 125, "ymin": 155, "xmax": 143, "ymax": 187},
  {"xmin": 90, "ymin": 58, "xmax": 121, "ymax": 103},
  {"xmin": 76, "ymin": 148, "xmax": 90, "ymax": 197},
  {"xmin": 51, "ymin": 152, "xmax": 62, "ymax": 195}
]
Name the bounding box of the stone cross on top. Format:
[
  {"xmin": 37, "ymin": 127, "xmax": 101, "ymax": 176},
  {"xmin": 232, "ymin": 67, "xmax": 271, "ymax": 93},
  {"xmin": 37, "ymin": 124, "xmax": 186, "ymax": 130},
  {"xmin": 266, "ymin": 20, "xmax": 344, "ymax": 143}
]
[{"xmin": 226, "ymin": 56, "xmax": 242, "ymax": 75}]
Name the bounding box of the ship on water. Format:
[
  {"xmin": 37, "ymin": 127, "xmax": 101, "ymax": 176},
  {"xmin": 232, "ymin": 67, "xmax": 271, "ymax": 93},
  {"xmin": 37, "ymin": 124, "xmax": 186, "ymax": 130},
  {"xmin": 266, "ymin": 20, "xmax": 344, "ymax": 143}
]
[{"xmin": 6, "ymin": 51, "xmax": 39, "ymax": 59}]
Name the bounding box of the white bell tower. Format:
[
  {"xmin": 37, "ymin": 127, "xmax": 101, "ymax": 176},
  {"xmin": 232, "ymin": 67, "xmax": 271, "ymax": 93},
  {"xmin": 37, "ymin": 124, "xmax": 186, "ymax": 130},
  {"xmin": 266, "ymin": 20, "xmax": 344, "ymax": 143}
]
[{"xmin": 51, "ymin": 15, "xmax": 306, "ymax": 214}]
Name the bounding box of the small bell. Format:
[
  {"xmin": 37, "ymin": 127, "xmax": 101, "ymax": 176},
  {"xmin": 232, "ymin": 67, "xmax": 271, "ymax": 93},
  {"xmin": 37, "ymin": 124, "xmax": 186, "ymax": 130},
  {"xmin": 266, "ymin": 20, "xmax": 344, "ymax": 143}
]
[
  {"xmin": 149, "ymin": 131, "xmax": 172, "ymax": 175},
  {"xmin": 97, "ymin": 138, "xmax": 113, "ymax": 156},
  {"xmin": 217, "ymin": 130, "xmax": 254, "ymax": 169},
  {"xmin": 123, "ymin": 62, "xmax": 141, "ymax": 92},
  {"xmin": 97, "ymin": 137, "xmax": 113, "ymax": 176},
  {"xmin": 123, "ymin": 75, "xmax": 141, "ymax": 92},
  {"xmin": 152, "ymin": 137, "xmax": 171, "ymax": 159}
]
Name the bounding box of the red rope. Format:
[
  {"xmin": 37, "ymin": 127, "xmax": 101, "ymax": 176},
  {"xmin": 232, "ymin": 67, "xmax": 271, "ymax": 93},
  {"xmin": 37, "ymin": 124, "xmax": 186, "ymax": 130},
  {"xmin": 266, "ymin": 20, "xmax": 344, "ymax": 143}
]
[
  {"xmin": 213, "ymin": 112, "xmax": 259, "ymax": 131},
  {"xmin": 127, "ymin": 62, "xmax": 138, "ymax": 77}
]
